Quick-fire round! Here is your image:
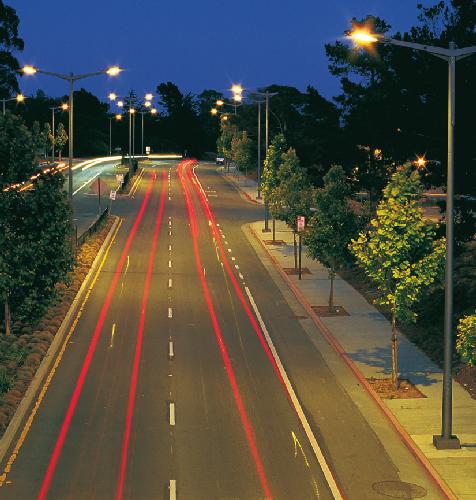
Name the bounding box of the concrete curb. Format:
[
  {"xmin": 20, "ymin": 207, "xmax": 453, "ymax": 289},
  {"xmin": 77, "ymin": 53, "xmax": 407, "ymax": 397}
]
[
  {"xmin": 0, "ymin": 216, "xmax": 121, "ymax": 464},
  {"xmin": 248, "ymin": 223, "xmax": 457, "ymax": 500},
  {"xmin": 217, "ymin": 168, "xmax": 260, "ymax": 204}
]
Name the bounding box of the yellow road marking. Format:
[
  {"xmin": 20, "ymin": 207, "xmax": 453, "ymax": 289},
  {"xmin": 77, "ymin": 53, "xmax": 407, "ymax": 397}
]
[
  {"xmin": 109, "ymin": 323, "xmax": 116, "ymax": 348},
  {"xmin": 292, "ymin": 431, "xmax": 320, "ymax": 498},
  {"xmin": 0, "ymin": 219, "xmax": 123, "ymax": 487}
]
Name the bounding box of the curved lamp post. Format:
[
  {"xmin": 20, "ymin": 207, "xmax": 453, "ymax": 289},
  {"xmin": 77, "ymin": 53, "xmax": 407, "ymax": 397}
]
[
  {"xmin": 1, "ymin": 93, "xmax": 26, "ymax": 115},
  {"xmin": 349, "ymin": 28, "xmax": 476, "ymax": 450}
]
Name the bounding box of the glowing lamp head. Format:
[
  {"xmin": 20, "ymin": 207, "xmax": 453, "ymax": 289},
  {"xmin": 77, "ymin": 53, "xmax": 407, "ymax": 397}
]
[
  {"xmin": 216, "ymin": 99, "xmax": 224, "ymax": 107},
  {"xmin": 415, "ymin": 155, "xmax": 427, "ymax": 168},
  {"xmin": 221, "ymin": 115, "xmax": 228, "ymax": 121},
  {"xmin": 117, "ymin": 100, "xmax": 124, "ymax": 107},
  {"xmin": 16, "ymin": 93, "xmax": 25, "ymax": 102},
  {"xmin": 61, "ymin": 103, "xmax": 69, "ymax": 110},
  {"xmin": 145, "ymin": 93, "xmax": 153, "ymax": 101},
  {"xmin": 22, "ymin": 65, "xmax": 37, "ymax": 75},
  {"xmin": 151, "ymin": 108, "xmax": 157, "ymax": 114},
  {"xmin": 233, "ymin": 94, "xmax": 243, "ymax": 102},
  {"xmin": 108, "ymin": 92, "xmax": 117, "ymax": 101},
  {"xmin": 129, "ymin": 108, "xmax": 135, "ymax": 114},
  {"xmin": 211, "ymin": 108, "xmax": 218, "ymax": 115},
  {"xmin": 106, "ymin": 66, "xmax": 122, "ymax": 76},
  {"xmin": 231, "ymin": 84, "xmax": 243, "ymax": 94},
  {"xmin": 144, "ymin": 101, "xmax": 152, "ymax": 108},
  {"xmin": 350, "ymin": 30, "xmax": 379, "ymax": 44}
]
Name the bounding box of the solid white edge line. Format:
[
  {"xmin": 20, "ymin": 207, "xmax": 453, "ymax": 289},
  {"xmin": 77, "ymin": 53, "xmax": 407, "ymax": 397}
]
[
  {"xmin": 72, "ymin": 172, "xmax": 100, "ymax": 196},
  {"xmin": 244, "ymin": 286, "xmax": 343, "ymax": 500},
  {"xmin": 169, "ymin": 479, "xmax": 177, "ymax": 500}
]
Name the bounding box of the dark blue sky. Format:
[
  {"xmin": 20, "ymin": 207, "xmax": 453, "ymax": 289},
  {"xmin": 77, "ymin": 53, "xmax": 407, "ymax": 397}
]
[{"xmin": 12, "ymin": 0, "xmax": 435, "ymax": 103}]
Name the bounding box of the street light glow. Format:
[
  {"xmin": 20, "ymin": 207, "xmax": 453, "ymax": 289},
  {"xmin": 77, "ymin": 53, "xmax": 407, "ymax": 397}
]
[
  {"xmin": 144, "ymin": 101, "xmax": 152, "ymax": 107},
  {"xmin": 415, "ymin": 155, "xmax": 427, "ymax": 168},
  {"xmin": 16, "ymin": 94, "xmax": 25, "ymax": 102},
  {"xmin": 22, "ymin": 65, "xmax": 37, "ymax": 75},
  {"xmin": 233, "ymin": 94, "xmax": 243, "ymax": 102},
  {"xmin": 216, "ymin": 99, "xmax": 224, "ymax": 106},
  {"xmin": 117, "ymin": 100, "xmax": 124, "ymax": 107},
  {"xmin": 151, "ymin": 108, "xmax": 157, "ymax": 114},
  {"xmin": 108, "ymin": 92, "xmax": 117, "ymax": 101},
  {"xmin": 350, "ymin": 30, "xmax": 379, "ymax": 44},
  {"xmin": 145, "ymin": 93, "xmax": 153, "ymax": 101},
  {"xmin": 211, "ymin": 108, "xmax": 218, "ymax": 115},
  {"xmin": 61, "ymin": 103, "xmax": 69, "ymax": 110},
  {"xmin": 221, "ymin": 115, "xmax": 228, "ymax": 121},
  {"xmin": 106, "ymin": 66, "xmax": 122, "ymax": 76},
  {"xmin": 115, "ymin": 113, "xmax": 122, "ymax": 120},
  {"xmin": 231, "ymin": 84, "xmax": 243, "ymax": 94},
  {"xmin": 129, "ymin": 108, "xmax": 135, "ymax": 114}
]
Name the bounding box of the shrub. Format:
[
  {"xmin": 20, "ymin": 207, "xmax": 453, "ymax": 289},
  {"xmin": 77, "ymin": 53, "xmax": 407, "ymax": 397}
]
[
  {"xmin": 456, "ymin": 312, "xmax": 476, "ymax": 366},
  {"xmin": 0, "ymin": 368, "xmax": 12, "ymax": 394}
]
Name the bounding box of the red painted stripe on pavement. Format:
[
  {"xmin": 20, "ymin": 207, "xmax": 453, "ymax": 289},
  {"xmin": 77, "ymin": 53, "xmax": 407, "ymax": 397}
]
[
  {"xmin": 38, "ymin": 173, "xmax": 155, "ymax": 500},
  {"xmin": 179, "ymin": 161, "xmax": 272, "ymax": 500},
  {"xmin": 116, "ymin": 170, "xmax": 167, "ymax": 500}
]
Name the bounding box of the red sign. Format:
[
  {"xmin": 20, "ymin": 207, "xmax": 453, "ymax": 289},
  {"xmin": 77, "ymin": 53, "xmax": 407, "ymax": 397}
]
[{"xmin": 297, "ymin": 216, "xmax": 305, "ymax": 232}]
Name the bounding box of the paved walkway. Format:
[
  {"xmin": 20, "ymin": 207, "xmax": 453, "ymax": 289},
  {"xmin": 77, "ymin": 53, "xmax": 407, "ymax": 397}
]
[{"xmin": 220, "ymin": 166, "xmax": 476, "ymax": 499}]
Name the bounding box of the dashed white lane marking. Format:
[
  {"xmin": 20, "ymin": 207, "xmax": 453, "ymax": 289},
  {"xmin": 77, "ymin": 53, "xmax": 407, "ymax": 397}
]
[
  {"xmin": 244, "ymin": 286, "xmax": 342, "ymax": 499},
  {"xmin": 227, "ymin": 248, "xmax": 232, "ymax": 253},
  {"xmin": 168, "ymin": 260, "xmax": 172, "ymax": 268},
  {"xmin": 169, "ymin": 479, "xmax": 177, "ymax": 500},
  {"xmin": 169, "ymin": 340, "xmax": 174, "ymax": 359},
  {"xmin": 168, "ymin": 278, "xmax": 172, "ymax": 288},
  {"xmin": 231, "ymin": 257, "xmax": 236, "ymax": 261},
  {"xmin": 168, "ymin": 307, "xmax": 173, "ymax": 318},
  {"xmin": 109, "ymin": 323, "xmax": 116, "ymax": 348},
  {"xmin": 235, "ymin": 264, "xmax": 239, "ymax": 269},
  {"xmin": 169, "ymin": 402, "xmax": 175, "ymax": 425},
  {"xmin": 216, "ymin": 223, "xmax": 220, "ymax": 227},
  {"xmin": 168, "ymin": 220, "xmax": 172, "ymax": 227},
  {"xmin": 168, "ymin": 197, "xmax": 172, "ymax": 201},
  {"xmin": 239, "ymin": 272, "xmax": 244, "ymax": 280},
  {"xmin": 169, "ymin": 230, "xmax": 172, "ymax": 236},
  {"xmin": 169, "ymin": 244, "xmax": 172, "ymax": 251}
]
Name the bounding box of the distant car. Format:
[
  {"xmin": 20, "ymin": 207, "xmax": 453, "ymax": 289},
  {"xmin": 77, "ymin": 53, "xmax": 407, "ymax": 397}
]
[{"xmin": 216, "ymin": 156, "xmax": 225, "ymax": 165}]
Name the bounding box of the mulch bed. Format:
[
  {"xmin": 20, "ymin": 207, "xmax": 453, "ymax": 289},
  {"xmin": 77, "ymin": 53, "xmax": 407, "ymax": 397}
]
[
  {"xmin": 264, "ymin": 239, "xmax": 286, "ymax": 246},
  {"xmin": 367, "ymin": 378, "xmax": 427, "ymax": 399},
  {"xmin": 455, "ymin": 364, "xmax": 476, "ymax": 399},
  {"xmin": 283, "ymin": 267, "xmax": 312, "ymax": 275},
  {"xmin": 0, "ymin": 216, "xmax": 115, "ymax": 437},
  {"xmin": 311, "ymin": 305, "xmax": 350, "ymax": 317}
]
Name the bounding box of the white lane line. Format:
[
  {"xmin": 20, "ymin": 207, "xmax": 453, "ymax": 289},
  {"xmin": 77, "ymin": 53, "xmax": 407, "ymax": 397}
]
[
  {"xmin": 244, "ymin": 286, "xmax": 343, "ymax": 499},
  {"xmin": 168, "ymin": 307, "xmax": 173, "ymax": 319},
  {"xmin": 109, "ymin": 323, "xmax": 116, "ymax": 348},
  {"xmin": 168, "ymin": 260, "xmax": 172, "ymax": 268},
  {"xmin": 168, "ymin": 340, "xmax": 174, "ymax": 359},
  {"xmin": 169, "ymin": 230, "xmax": 172, "ymax": 236},
  {"xmin": 169, "ymin": 244, "xmax": 172, "ymax": 251},
  {"xmin": 169, "ymin": 479, "xmax": 177, "ymax": 500},
  {"xmin": 216, "ymin": 223, "xmax": 220, "ymax": 227},
  {"xmin": 239, "ymin": 272, "xmax": 244, "ymax": 280},
  {"xmin": 227, "ymin": 248, "xmax": 232, "ymax": 253},
  {"xmin": 72, "ymin": 172, "xmax": 100, "ymax": 196},
  {"xmin": 231, "ymin": 257, "xmax": 236, "ymax": 261},
  {"xmin": 235, "ymin": 264, "xmax": 239, "ymax": 270},
  {"xmin": 168, "ymin": 220, "xmax": 172, "ymax": 227},
  {"xmin": 169, "ymin": 402, "xmax": 176, "ymax": 426},
  {"xmin": 168, "ymin": 278, "xmax": 172, "ymax": 289},
  {"xmin": 168, "ymin": 197, "xmax": 171, "ymax": 201}
]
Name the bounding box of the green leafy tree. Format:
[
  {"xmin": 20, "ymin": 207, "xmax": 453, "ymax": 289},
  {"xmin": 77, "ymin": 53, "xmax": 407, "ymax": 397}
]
[
  {"xmin": 350, "ymin": 165, "xmax": 445, "ymax": 387},
  {"xmin": 0, "ymin": 113, "xmax": 73, "ymax": 334},
  {"xmin": 305, "ymin": 165, "xmax": 360, "ymax": 309},
  {"xmin": 0, "ymin": 0, "xmax": 24, "ymax": 98},
  {"xmin": 268, "ymin": 148, "xmax": 313, "ymax": 267},
  {"xmin": 456, "ymin": 312, "xmax": 476, "ymax": 367},
  {"xmin": 44, "ymin": 122, "xmax": 53, "ymax": 159},
  {"xmin": 231, "ymin": 130, "xmax": 253, "ymax": 176},
  {"xmin": 55, "ymin": 122, "xmax": 68, "ymax": 161},
  {"xmin": 261, "ymin": 133, "xmax": 287, "ymax": 202},
  {"xmin": 217, "ymin": 120, "xmax": 238, "ymax": 165}
]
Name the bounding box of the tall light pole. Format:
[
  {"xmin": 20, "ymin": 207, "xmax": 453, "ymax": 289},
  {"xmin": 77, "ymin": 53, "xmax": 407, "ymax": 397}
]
[
  {"xmin": 22, "ymin": 65, "xmax": 122, "ymax": 201},
  {"xmin": 349, "ymin": 29, "xmax": 476, "ymax": 450},
  {"xmin": 2, "ymin": 93, "xmax": 25, "ymax": 115},
  {"xmin": 50, "ymin": 103, "xmax": 68, "ymax": 162}
]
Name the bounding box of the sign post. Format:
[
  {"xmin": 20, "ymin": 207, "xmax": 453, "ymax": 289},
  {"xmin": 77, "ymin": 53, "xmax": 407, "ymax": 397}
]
[
  {"xmin": 109, "ymin": 189, "xmax": 116, "ymax": 215},
  {"xmin": 297, "ymin": 216, "xmax": 305, "ymax": 280}
]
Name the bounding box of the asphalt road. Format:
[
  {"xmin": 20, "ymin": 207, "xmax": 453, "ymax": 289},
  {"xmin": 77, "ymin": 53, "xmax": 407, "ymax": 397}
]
[{"xmin": 0, "ymin": 160, "xmax": 443, "ymax": 499}]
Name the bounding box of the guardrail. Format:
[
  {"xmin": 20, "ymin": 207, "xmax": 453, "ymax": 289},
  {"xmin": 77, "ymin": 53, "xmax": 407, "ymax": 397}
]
[{"xmin": 76, "ymin": 207, "xmax": 109, "ymax": 247}]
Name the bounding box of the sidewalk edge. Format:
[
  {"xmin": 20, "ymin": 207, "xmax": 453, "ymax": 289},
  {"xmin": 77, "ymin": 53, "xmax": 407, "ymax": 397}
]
[
  {"xmin": 217, "ymin": 168, "xmax": 260, "ymax": 204},
  {"xmin": 248, "ymin": 223, "xmax": 457, "ymax": 500},
  {"xmin": 0, "ymin": 216, "xmax": 121, "ymax": 464}
]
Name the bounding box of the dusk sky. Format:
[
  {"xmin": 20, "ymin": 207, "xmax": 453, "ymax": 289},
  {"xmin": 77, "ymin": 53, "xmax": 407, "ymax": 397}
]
[{"xmin": 13, "ymin": 0, "xmax": 435, "ymax": 104}]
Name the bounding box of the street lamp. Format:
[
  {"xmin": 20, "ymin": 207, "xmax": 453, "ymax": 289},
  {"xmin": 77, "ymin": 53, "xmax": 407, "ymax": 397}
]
[
  {"xmin": 108, "ymin": 113, "xmax": 122, "ymax": 156},
  {"xmin": 1, "ymin": 93, "xmax": 26, "ymax": 115},
  {"xmin": 49, "ymin": 103, "xmax": 69, "ymax": 162},
  {"xmin": 349, "ymin": 28, "xmax": 476, "ymax": 450},
  {"xmin": 22, "ymin": 64, "xmax": 122, "ymax": 201}
]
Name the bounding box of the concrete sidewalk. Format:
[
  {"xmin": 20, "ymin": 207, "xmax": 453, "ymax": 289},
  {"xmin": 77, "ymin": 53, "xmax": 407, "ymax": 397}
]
[{"xmin": 220, "ymin": 167, "xmax": 476, "ymax": 499}]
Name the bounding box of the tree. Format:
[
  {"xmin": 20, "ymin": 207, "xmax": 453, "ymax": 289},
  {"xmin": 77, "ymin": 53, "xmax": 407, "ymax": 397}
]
[
  {"xmin": 268, "ymin": 148, "xmax": 313, "ymax": 267},
  {"xmin": 456, "ymin": 312, "xmax": 476, "ymax": 367},
  {"xmin": 0, "ymin": 113, "xmax": 73, "ymax": 334},
  {"xmin": 55, "ymin": 122, "xmax": 68, "ymax": 161},
  {"xmin": 305, "ymin": 165, "xmax": 360, "ymax": 310},
  {"xmin": 261, "ymin": 133, "xmax": 288, "ymax": 202},
  {"xmin": 231, "ymin": 130, "xmax": 254, "ymax": 177},
  {"xmin": 44, "ymin": 122, "xmax": 53, "ymax": 159},
  {"xmin": 350, "ymin": 165, "xmax": 445, "ymax": 387},
  {"xmin": 0, "ymin": 0, "xmax": 24, "ymax": 99}
]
